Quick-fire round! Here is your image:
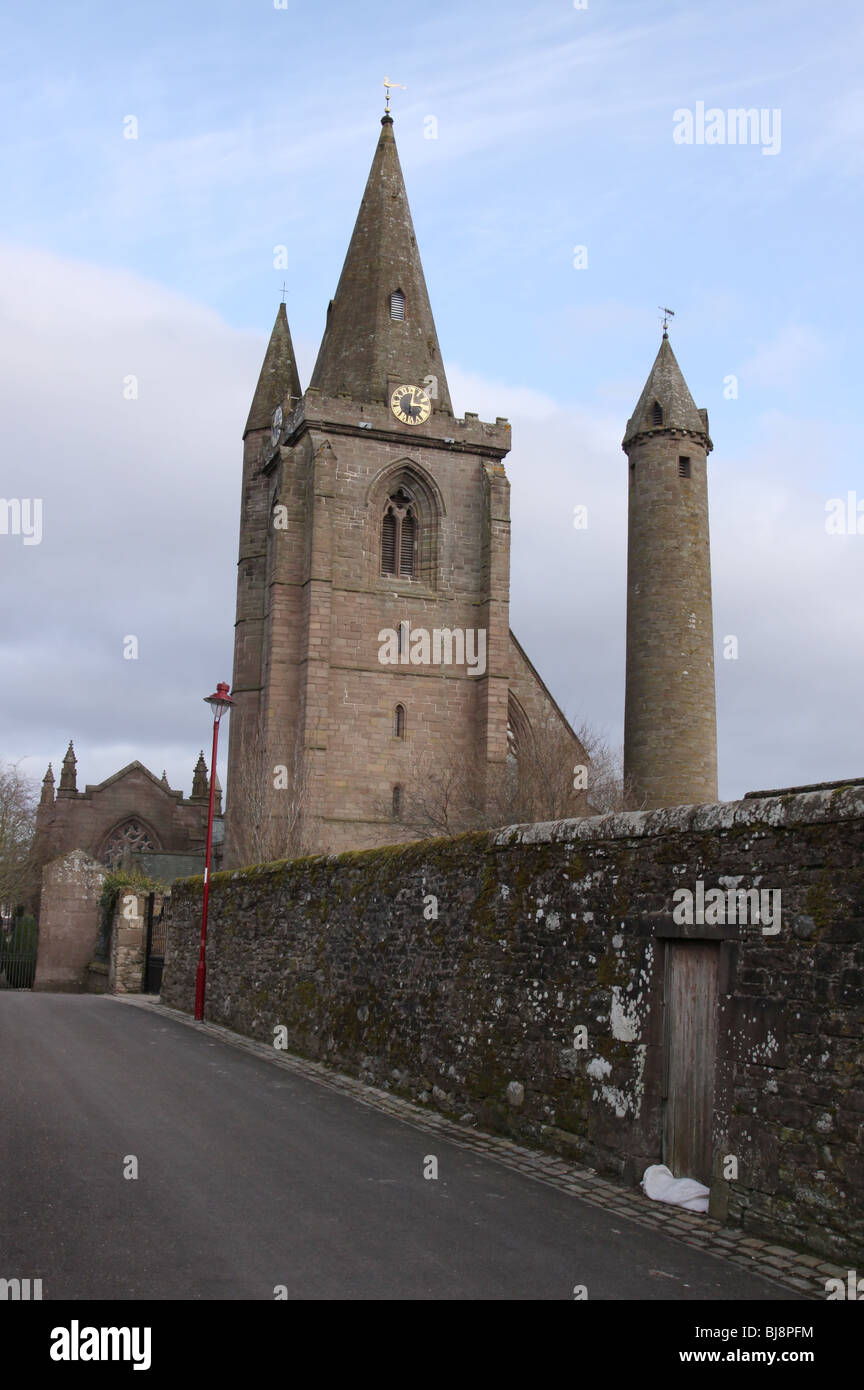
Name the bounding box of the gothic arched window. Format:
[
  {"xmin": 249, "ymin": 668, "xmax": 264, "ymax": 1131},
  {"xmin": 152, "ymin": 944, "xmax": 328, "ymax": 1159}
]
[
  {"xmin": 394, "ymin": 704, "xmax": 406, "ymax": 738},
  {"xmin": 381, "ymin": 489, "xmax": 416, "ymax": 578},
  {"xmin": 100, "ymin": 819, "xmax": 159, "ymax": 870},
  {"xmin": 369, "ymin": 463, "xmax": 443, "ymax": 590},
  {"xmin": 651, "ymin": 400, "xmax": 664, "ymax": 426}
]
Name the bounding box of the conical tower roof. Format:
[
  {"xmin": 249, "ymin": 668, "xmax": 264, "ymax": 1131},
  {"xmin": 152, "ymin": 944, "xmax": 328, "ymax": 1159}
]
[
  {"xmin": 309, "ymin": 115, "xmax": 452, "ymax": 413},
  {"xmin": 244, "ymin": 302, "xmax": 302, "ymax": 437},
  {"xmin": 623, "ymin": 334, "xmax": 710, "ymax": 448}
]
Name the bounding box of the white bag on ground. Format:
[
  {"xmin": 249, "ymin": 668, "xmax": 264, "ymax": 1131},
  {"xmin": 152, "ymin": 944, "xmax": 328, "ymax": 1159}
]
[{"xmin": 641, "ymin": 1163, "xmax": 710, "ymax": 1212}]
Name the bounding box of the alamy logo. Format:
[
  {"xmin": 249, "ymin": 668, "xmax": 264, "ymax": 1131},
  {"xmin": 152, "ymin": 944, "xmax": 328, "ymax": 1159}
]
[
  {"xmin": 0, "ymin": 498, "xmax": 42, "ymax": 545},
  {"xmin": 672, "ymin": 881, "xmax": 781, "ymax": 934},
  {"xmin": 825, "ymin": 492, "xmax": 864, "ymax": 535},
  {"xmin": 378, "ymin": 622, "xmax": 486, "ymax": 676},
  {"xmin": 0, "ymin": 1277, "xmax": 42, "ymax": 1299},
  {"xmin": 825, "ymin": 1270, "xmax": 864, "ymax": 1300},
  {"xmin": 50, "ymin": 1321, "xmax": 152, "ymax": 1371},
  {"xmin": 673, "ymin": 101, "xmax": 781, "ymax": 156}
]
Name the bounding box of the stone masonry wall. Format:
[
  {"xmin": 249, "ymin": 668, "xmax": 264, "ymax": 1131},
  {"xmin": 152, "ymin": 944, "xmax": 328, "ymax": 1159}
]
[
  {"xmin": 623, "ymin": 427, "xmax": 717, "ymax": 809},
  {"xmin": 161, "ymin": 785, "xmax": 864, "ymax": 1263},
  {"xmin": 34, "ymin": 851, "xmax": 106, "ymax": 992},
  {"xmin": 108, "ymin": 891, "xmax": 162, "ymax": 994}
]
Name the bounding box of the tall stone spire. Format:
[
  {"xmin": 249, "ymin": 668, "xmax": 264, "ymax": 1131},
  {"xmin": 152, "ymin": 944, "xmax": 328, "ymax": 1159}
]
[
  {"xmin": 244, "ymin": 302, "xmax": 302, "ymax": 438},
  {"xmin": 40, "ymin": 763, "xmax": 55, "ymax": 806},
  {"xmin": 622, "ymin": 334, "xmax": 717, "ymax": 809},
  {"xmin": 191, "ymin": 752, "xmax": 209, "ymax": 802},
  {"xmin": 57, "ymin": 741, "xmax": 78, "ymax": 798},
  {"xmin": 308, "ymin": 115, "xmax": 452, "ymax": 413}
]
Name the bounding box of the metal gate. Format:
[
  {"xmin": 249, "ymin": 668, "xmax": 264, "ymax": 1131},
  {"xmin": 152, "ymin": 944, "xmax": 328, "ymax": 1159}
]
[
  {"xmin": 0, "ymin": 916, "xmax": 39, "ymax": 990},
  {"xmin": 144, "ymin": 894, "xmax": 167, "ymax": 994},
  {"xmin": 662, "ymin": 940, "xmax": 720, "ymax": 1185}
]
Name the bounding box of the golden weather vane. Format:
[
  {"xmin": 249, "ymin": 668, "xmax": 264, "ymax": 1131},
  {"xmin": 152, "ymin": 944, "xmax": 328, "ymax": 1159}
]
[{"xmin": 383, "ymin": 76, "xmax": 406, "ymax": 115}]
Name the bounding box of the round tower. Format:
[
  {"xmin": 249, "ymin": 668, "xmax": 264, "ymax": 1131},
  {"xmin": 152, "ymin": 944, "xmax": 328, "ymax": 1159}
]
[{"xmin": 622, "ymin": 333, "xmax": 718, "ymax": 809}]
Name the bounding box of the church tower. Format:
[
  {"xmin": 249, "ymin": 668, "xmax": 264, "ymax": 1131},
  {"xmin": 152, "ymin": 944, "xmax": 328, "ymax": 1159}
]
[
  {"xmin": 224, "ymin": 111, "xmax": 580, "ymax": 865},
  {"xmin": 622, "ymin": 332, "xmax": 718, "ymax": 809}
]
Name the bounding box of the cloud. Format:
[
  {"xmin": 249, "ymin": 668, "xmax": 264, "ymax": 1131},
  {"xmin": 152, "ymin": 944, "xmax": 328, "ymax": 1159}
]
[
  {"xmin": 1, "ymin": 246, "xmax": 860, "ymax": 813},
  {"xmin": 0, "ymin": 246, "xmax": 254, "ymax": 792},
  {"xmin": 447, "ymin": 366, "xmax": 560, "ymax": 422},
  {"xmin": 739, "ymin": 324, "xmax": 827, "ymax": 390}
]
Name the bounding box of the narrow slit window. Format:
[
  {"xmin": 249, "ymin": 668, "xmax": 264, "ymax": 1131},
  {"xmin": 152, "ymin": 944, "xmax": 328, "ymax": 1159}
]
[
  {"xmin": 394, "ymin": 705, "xmax": 405, "ymax": 738},
  {"xmin": 651, "ymin": 400, "xmax": 664, "ymax": 426},
  {"xmin": 392, "ymin": 784, "xmax": 403, "ymax": 817},
  {"xmin": 678, "ymin": 456, "xmax": 691, "ymax": 478},
  {"xmin": 390, "ymin": 289, "xmax": 405, "ymax": 321}
]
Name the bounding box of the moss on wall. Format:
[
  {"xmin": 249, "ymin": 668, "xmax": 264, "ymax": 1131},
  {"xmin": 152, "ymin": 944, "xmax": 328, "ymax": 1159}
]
[{"xmin": 161, "ymin": 789, "xmax": 864, "ymax": 1265}]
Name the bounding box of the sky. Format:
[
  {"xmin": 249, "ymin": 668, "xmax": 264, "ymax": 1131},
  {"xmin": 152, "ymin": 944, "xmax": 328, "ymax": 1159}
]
[{"xmin": 1, "ymin": 0, "xmax": 862, "ymax": 805}]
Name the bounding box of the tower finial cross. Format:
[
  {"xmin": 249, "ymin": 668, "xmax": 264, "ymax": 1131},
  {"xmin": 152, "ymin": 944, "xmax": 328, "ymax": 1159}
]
[
  {"xmin": 659, "ymin": 305, "xmax": 675, "ymax": 336},
  {"xmin": 383, "ymin": 76, "xmax": 406, "ymax": 115}
]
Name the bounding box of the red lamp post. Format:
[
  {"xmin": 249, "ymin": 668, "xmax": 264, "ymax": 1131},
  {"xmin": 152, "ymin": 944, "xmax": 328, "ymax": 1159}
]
[{"xmin": 194, "ymin": 681, "xmax": 233, "ymax": 1022}]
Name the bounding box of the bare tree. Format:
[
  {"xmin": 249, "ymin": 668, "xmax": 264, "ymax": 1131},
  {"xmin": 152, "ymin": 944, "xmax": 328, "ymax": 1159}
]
[
  {"xmin": 490, "ymin": 706, "xmax": 591, "ymax": 827},
  {"xmin": 571, "ymin": 719, "xmax": 643, "ymax": 814},
  {"xmin": 375, "ymin": 741, "xmax": 487, "ymax": 839},
  {"xmin": 0, "ymin": 760, "xmax": 39, "ymax": 915},
  {"xmin": 228, "ymin": 725, "xmax": 309, "ymax": 866},
  {"xmin": 375, "ymin": 709, "xmax": 635, "ymax": 841}
]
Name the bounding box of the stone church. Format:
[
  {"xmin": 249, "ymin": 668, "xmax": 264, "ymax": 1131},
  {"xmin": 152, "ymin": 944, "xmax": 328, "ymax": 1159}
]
[
  {"xmin": 28, "ymin": 742, "xmax": 220, "ymax": 993},
  {"xmin": 224, "ymin": 112, "xmax": 586, "ymax": 864},
  {"xmin": 33, "ymin": 740, "xmax": 219, "ymax": 874}
]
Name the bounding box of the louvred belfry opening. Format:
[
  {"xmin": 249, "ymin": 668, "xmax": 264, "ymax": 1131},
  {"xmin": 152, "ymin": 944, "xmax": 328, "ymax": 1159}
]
[
  {"xmin": 399, "ymin": 512, "xmax": 415, "ymax": 575},
  {"xmin": 381, "ymin": 490, "xmax": 416, "ymax": 578},
  {"xmin": 381, "ymin": 512, "xmax": 397, "ymax": 574}
]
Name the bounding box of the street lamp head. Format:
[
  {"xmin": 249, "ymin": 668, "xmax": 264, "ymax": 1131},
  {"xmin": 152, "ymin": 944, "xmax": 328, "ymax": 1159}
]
[{"xmin": 204, "ymin": 682, "xmax": 234, "ymax": 724}]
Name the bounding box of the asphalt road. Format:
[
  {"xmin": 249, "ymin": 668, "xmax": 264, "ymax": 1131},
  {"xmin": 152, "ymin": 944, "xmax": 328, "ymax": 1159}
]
[{"xmin": 0, "ymin": 994, "xmax": 799, "ymax": 1301}]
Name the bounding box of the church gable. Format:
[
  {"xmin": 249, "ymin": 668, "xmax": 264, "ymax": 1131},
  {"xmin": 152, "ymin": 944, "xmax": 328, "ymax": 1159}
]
[
  {"xmin": 82, "ymin": 761, "xmax": 182, "ymax": 801},
  {"xmin": 34, "ymin": 749, "xmax": 215, "ymax": 872}
]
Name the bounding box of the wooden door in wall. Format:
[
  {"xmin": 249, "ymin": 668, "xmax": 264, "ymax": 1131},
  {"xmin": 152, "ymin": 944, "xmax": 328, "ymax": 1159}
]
[{"xmin": 662, "ymin": 940, "xmax": 720, "ymax": 1185}]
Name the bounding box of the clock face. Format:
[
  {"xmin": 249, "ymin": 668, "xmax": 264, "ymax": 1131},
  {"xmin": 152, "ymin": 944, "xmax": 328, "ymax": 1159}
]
[
  {"xmin": 270, "ymin": 405, "xmax": 283, "ymax": 449},
  {"xmin": 390, "ymin": 384, "xmax": 432, "ymax": 425}
]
